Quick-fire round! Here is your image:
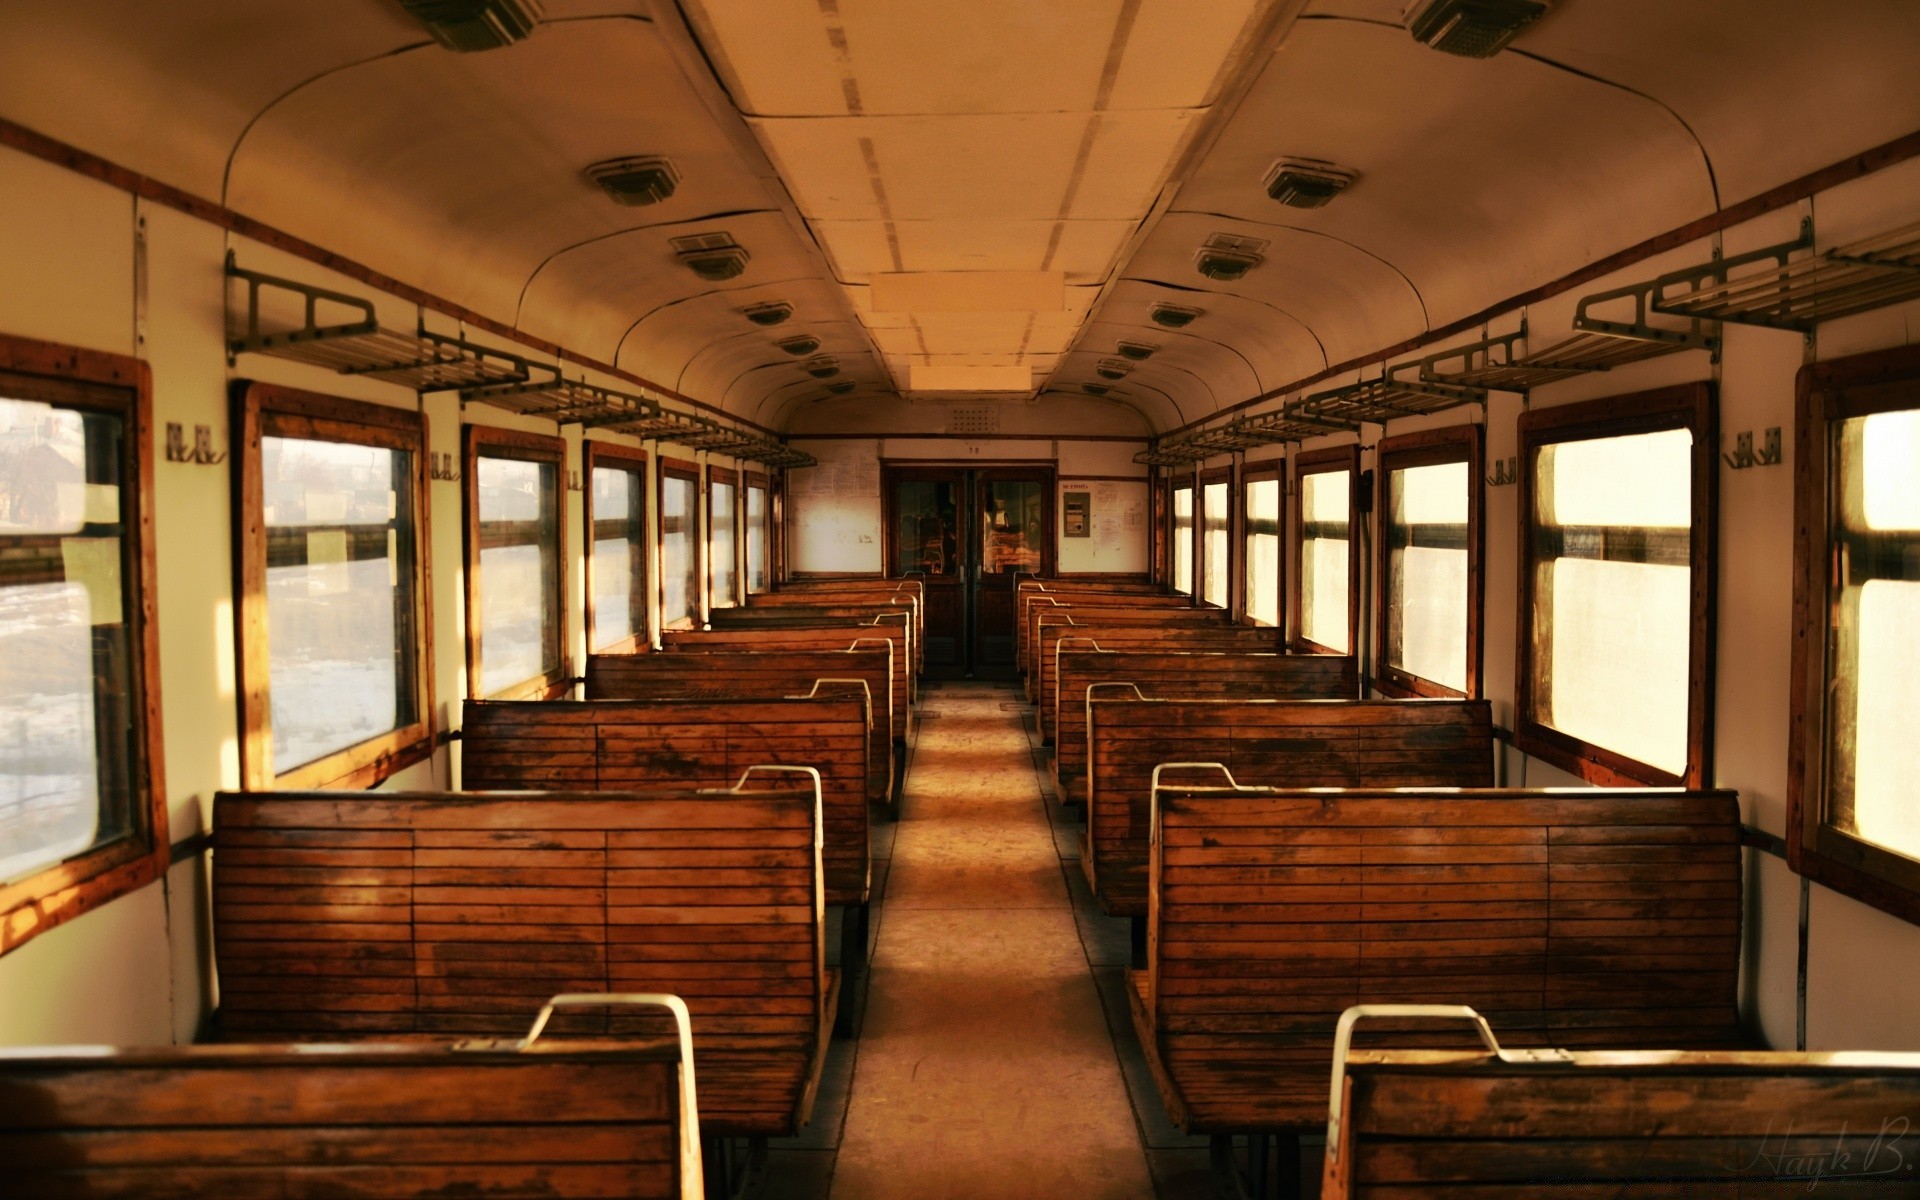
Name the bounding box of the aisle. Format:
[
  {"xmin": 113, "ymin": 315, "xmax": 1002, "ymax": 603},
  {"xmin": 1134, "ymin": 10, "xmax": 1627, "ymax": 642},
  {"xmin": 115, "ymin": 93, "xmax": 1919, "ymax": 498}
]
[{"xmin": 828, "ymin": 682, "xmax": 1157, "ymax": 1200}]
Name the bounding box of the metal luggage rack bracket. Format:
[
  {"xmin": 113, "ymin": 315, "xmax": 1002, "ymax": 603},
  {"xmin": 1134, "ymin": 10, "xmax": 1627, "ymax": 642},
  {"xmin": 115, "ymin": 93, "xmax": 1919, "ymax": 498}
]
[
  {"xmin": 1284, "ymin": 360, "xmax": 1486, "ymax": 428},
  {"xmin": 1647, "ymin": 217, "xmax": 1920, "ymax": 332}
]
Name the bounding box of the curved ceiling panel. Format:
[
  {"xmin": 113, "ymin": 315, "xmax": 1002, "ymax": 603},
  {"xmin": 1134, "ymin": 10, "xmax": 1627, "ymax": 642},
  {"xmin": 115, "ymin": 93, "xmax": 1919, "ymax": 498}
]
[
  {"xmin": 1094, "ymin": 280, "xmax": 1327, "ymax": 410},
  {"xmin": 680, "ymin": 322, "xmax": 878, "ymax": 404},
  {"xmin": 1070, "ymin": 318, "xmax": 1267, "ymax": 415}
]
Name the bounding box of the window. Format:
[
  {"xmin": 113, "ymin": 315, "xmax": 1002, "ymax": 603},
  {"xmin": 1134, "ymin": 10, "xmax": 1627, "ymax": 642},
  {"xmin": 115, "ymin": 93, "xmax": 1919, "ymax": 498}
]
[
  {"xmin": 745, "ymin": 472, "xmax": 770, "ymax": 594},
  {"xmin": 464, "ymin": 426, "xmax": 567, "ymax": 700},
  {"xmin": 1517, "ymin": 383, "xmax": 1714, "ymax": 788},
  {"xmin": 235, "ymin": 383, "xmax": 433, "ymax": 790},
  {"xmin": 1294, "ymin": 445, "xmax": 1358, "ymax": 654},
  {"xmin": 1243, "ymin": 462, "xmax": 1283, "ymax": 628},
  {"xmin": 1377, "ymin": 426, "xmax": 1482, "ymax": 698},
  {"xmin": 709, "ymin": 466, "xmax": 739, "ymax": 609},
  {"xmin": 585, "ymin": 442, "xmax": 648, "ymax": 654},
  {"xmin": 1200, "ymin": 468, "xmax": 1231, "ymax": 609},
  {"xmin": 0, "ymin": 334, "xmax": 165, "ymax": 954},
  {"xmin": 659, "ymin": 459, "xmax": 702, "ymax": 628},
  {"xmin": 1170, "ymin": 477, "xmax": 1195, "ymax": 596},
  {"xmin": 1791, "ymin": 346, "xmax": 1920, "ymax": 922}
]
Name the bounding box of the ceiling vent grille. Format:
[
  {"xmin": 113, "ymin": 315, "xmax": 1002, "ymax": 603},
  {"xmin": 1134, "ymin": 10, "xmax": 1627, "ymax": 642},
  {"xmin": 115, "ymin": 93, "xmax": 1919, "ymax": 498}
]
[
  {"xmin": 670, "ymin": 233, "xmax": 749, "ymax": 281},
  {"xmin": 1263, "ymin": 158, "xmax": 1358, "ymax": 208},
  {"xmin": 947, "ymin": 406, "xmax": 999, "ymax": 435},
  {"xmin": 741, "ymin": 302, "xmax": 792, "ymax": 326},
  {"xmin": 1196, "ymin": 233, "xmax": 1268, "ymax": 282},
  {"xmin": 585, "ymin": 156, "xmax": 678, "ymax": 206},
  {"xmin": 1150, "ymin": 303, "xmax": 1203, "ymax": 329},
  {"xmin": 1117, "ymin": 341, "xmax": 1158, "ymax": 361},
  {"xmin": 1404, "ymin": 0, "xmax": 1548, "ymax": 58},
  {"xmin": 1095, "ymin": 358, "xmax": 1133, "ymax": 381},
  {"xmin": 826, "ymin": 381, "xmax": 857, "ymax": 395},
  {"xmin": 400, "ymin": 0, "xmax": 542, "ymax": 51},
  {"xmin": 803, "ymin": 357, "xmax": 841, "ymax": 379},
  {"xmin": 776, "ymin": 335, "xmax": 820, "ymax": 356}
]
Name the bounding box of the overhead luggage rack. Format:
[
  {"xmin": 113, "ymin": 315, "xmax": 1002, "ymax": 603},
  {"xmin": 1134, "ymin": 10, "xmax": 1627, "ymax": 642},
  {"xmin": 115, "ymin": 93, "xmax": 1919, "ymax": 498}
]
[
  {"xmin": 1285, "ymin": 362, "xmax": 1485, "ymax": 428},
  {"xmin": 1641, "ymin": 218, "xmax": 1920, "ymax": 331},
  {"xmin": 1418, "ymin": 323, "xmax": 1682, "ymax": 392},
  {"xmin": 1133, "ymin": 444, "xmax": 1212, "ymax": 467}
]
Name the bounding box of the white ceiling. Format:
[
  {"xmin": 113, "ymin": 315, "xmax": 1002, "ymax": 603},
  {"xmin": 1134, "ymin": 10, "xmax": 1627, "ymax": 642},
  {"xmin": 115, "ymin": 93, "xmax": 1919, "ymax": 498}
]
[{"xmin": 0, "ymin": 1, "xmax": 1917, "ymax": 434}]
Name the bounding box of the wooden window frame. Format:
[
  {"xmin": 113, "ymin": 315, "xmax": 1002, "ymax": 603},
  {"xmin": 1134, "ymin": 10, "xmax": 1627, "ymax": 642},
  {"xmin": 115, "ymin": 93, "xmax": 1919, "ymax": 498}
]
[
  {"xmin": 1374, "ymin": 425, "xmax": 1484, "ymax": 700},
  {"xmin": 1169, "ymin": 473, "xmax": 1196, "ymax": 598},
  {"xmin": 658, "ymin": 457, "xmax": 703, "ymax": 629},
  {"xmin": 707, "ymin": 464, "xmax": 740, "ymax": 609},
  {"xmin": 744, "ymin": 470, "xmax": 770, "ymax": 595},
  {"xmin": 1789, "ymin": 343, "xmax": 1920, "ymax": 924},
  {"xmin": 582, "ymin": 440, "xmax": 649, "ymax": 656},
  {"xmin": 1514, "ymin": 382, "xmax": 1716, "ymax": 789},
  {"xmin": 0, "ymin": 333, "xmax": 167, "ymax": 956},
  {"xmin": 1241, "ymin": 459, "xmax": 1286, "ymax": 629},
  {"xmin": 1198, "ymin": 465, "xmax": 1234, "ymax": 611},
  {"xmin": 233, "ymin": 382, "xmax": 436, "ymax": 790},
  {"xmin": 462, "ymin": 424, "xmax": 570, "ymax": 701},
  {"xmin": 1291, "ymin": 444, "xmax": 1361, "ymax": 654}
]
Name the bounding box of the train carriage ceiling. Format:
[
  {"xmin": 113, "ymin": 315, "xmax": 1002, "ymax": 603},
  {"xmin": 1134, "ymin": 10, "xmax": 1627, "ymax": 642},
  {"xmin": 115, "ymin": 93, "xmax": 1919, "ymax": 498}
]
[{"xmin": 0, "ymin": 0, "xmax": 1918, "ymax": 434}]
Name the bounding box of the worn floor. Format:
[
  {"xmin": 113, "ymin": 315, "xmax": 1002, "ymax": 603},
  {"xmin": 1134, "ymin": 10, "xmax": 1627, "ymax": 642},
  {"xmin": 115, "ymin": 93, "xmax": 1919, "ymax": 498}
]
[{"xmin": 764, "ymin": 680, "xmax": 1245, "ymax": 1200}]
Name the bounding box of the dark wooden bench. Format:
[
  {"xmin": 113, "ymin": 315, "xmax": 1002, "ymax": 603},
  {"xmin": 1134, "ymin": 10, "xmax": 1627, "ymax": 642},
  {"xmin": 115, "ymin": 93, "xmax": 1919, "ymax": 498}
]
[
  {"xmin": 586, "ymin": 648, "xmax": 897, "ymax": 806},
  {"xmin": 461, "ymin": 698, "xmax": 870, "ymax": 914},
  {"xmin": 706, "ymin": 605, "xmax": 921, "ymax": 681},
  {"xmin": 212, "ymin": 783, "xmax": 836, "ymax": 1139},
  {"xmin": 1035, "ymin": 621, "xmax": 1278, "ymax": 730},
  {"xmin": 1324, "ymin": 1014, "xmax": 1918, "ymax": 1197},
  {"xmin": 1025, "ymin": 603, "xmax": 1230, "ymax": 697},
  {"xmin": 0, "ymin": 1004, "xmax": 705, "ymax": 1199},
  {"xmin": 754, "ymin": 581, "xmax": 924, "ymax": 648},
  {"xmin": 663, "ymin": 626, "xmax": 913, "ymax": 721},
  {"xmin": 1051, "ymin": 651, "xmax": 1355, "ymax": 801},
  {"xmin": 1086, "ymin": 698, "xmax": 1495, "ymax": 918},
  {"xmin": 1130, "ymin": 784, "xmax": 1746, "ymax": 1144},
  {"xmin": 1018, "ymin": 590, "xmax": 1192, "ymax": 682}
]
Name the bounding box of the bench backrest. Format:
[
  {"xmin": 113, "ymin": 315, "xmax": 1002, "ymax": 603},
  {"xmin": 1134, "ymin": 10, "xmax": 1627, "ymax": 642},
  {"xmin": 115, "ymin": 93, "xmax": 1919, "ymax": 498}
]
[
  {"xmin": 706, "ymin": 606, "xmax": 919, "ymax": 676},
  {"xmin": 1018, "ymin": 591, "xmax": 1192, "ymax": 676},
  {"xmin": 1148, "ymin": 785, "xmax": 1743, "ymax": 1132},
  {"xmin": 750, "ymin": 586, "xmax": 923, "ymax": 645},
  {"xmin": 1024, "ymin": 601, "xmax": 1227, "ymax": 687},
  {"xmin": 0, "ymin": 1039, "xmax": 703, "ymax": 1199},
  {"xmin": 1034, "ymin": 619, "xmax": 1272, "ymax": 713},
  {"xmin": 1324, "ymin": 1046, "xmax": 1919, "ymax": 1196},
  {"xmin": 1086, "ymin": 698, "xmax": 1494, "ymax": 916},
  {"xmin": 585, "ymin": 648, "xmax": 895, "ymax": 804},
  {"xmin": 663, "ymin": 626, "xmax": 913, "ymax": 711},
  {"xmin": 1051, "ymin": 651, "xmax": 1356, "ymax": 799},
  {"xmin": 462, "ymin": 697, "xmax": 869, "ymax": 906}
]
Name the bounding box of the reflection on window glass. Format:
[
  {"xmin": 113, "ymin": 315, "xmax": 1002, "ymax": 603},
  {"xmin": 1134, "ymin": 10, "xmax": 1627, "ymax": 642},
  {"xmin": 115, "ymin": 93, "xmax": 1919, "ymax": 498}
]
[
  {"xmin": 1172, "ymin": 484, "xmax": 1194, "ymax": 595},
  {"xmin": 895, "ymin": 480, "xmax": 958, "ymax": 576},
  {"xmin": 1830, "ymin": 409, "xmax": 1920, "ymax": 858},
  {"xmin": 661, "ymin": 472, "xmax": 700, "ymax": 626},
  {"xmin": 1202, "ymin": 480, "xmax": 1229, "ymax": 608},
  {"xmin": 477, "ymin": 454, "xmax": 559, "ymax": 696},
  {"xmin": 1299, "ymin": 469, "xmax": 1350, "ymax": 651},
  {"xmin": 591, "ymin": 463, "xmax": 645, "ymax": 651},
  {"xmin": 710, "ymin": 478, "xmax": 738, "ymax": 607},
  {"xmin": 1387, "ymin": 460, "xmax": 1469, "ymax": 692},
  {"xmin": 1245, "ymin": 476, "xmax": 1280, "ymax": 627},
  {"xmin": 1531, "ymin": 427, "xmax": 1692, "ymax": 775},
  {"xmin": 746, "ymin": 483, "xmax": 769, "ymax": 593},
  {"xmin": 0, "ymin": 393, "xmax": 135, "ymax": 885},
  {"xmin": 981, "ymin": 481, "xmax": 1044, "ymax": 574},
  {"xmin": 263, "ymin": 437, "xmax": 415, "ymax": 773}
]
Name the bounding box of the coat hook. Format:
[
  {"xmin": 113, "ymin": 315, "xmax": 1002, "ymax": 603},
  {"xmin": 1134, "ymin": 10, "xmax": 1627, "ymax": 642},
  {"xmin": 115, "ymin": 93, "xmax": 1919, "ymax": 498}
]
[
  {"xmin": 566, "ymin": 469, "xmax": 584, "ymax": 492},
  {"xmin": 165, "ymin": 422, "xmax": 226, "ymax": 465},
  {"xmin": 1724, "ymin": 427, "xmax": 1782, "ymax": 470},
  {"xmin": 1485, "ymin": 456, "xmax": 1519, "ymax": 487},
  {"xmin": 429, "ymin": 452, "xmax": 462, "ymax": 482}
]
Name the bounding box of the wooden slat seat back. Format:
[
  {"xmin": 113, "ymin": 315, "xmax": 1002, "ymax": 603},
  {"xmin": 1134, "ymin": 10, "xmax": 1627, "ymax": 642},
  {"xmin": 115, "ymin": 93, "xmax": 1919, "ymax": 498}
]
[
  {"xmin": 462, "ymin": 698, "xmax": 870, "ymax": 906},
  {"xmin": 707, "ymin": 606, "xmax": 920, "ymax": 677},
  {"xmin": 1034, "ymin": 619, "xmax": 1272, "ymax": 717},
  {"xmin": 751, "ymin": 585, "xmax": 923, "ymax": 647},
  {"xmin": 1086, "ymin": 698, "xmax": 1495, "ymax": 916},
  {"xmin": 1052, "ymin": 652, "xmax": 1356, "ymax": 799},
  {"xmin": 212, "ymin": 785, "xmax": 832, "ymax": 1137},
  {"xmin": 1018, "ymin": 591, "xmax": 1190, "ymax": 679},
  {"xmin": 1132, "ymin": 785, "xmax": 1744, "ymax": 1134},
  {"xmin": 1325, "ymin": 1045, "xmax": 1920, "ymax": 1196},
  {"xmin": 0, "ymin": 1039, "xmax": 703, "ymax": 1199},
  {"xmin": 1025, "ymin": 603, "xmax": 1229, "ymax": 694},
  {"xmin": 663, "ymin": 627, "xmax": 913, "ymax": 717},
  {"xmin": 586, "ymin": 649, "xmax": 895, "ymax": 805}
]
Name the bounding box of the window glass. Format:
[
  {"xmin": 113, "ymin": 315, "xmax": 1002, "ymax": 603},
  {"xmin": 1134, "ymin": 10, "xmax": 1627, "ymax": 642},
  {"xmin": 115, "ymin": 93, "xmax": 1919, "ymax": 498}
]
[
  {"xmin": 0, "ymin": 394, "xmax": 136, "ymax": 884},
  {"xmin": 1201, "ymin": 479, "xmax": 1229, "ymax": 608},
  {"xmin": 476, "ymin": 454, "xmax": 560, "ymax": 697},
  {"xmin": 1829, "ymin": 408, "xmax": 1920, "ymax": 858},
  {"xmin": 1299, "ymin": 468, "xmax": 1350, "ymax": 651},
  {"xmin": 262, "ymin": 436, "xmax": 416, "ymax": 773},
  {"xmin": 895, "ymin": 479, "xmax": 959, "ymax": 575},
  {"xmin": 1530, "ymin": 427, "xmax": 1693, "ymax": 775},
  {"xmin": 981, "ymin": 480, "xmax": 1045, "ymax": 574},
  {"xmin": 710, "ymin": 475, "xmax": 738, "ymax": 607},
  {"xmin": 590, "ymin": 462, "xmax": 646, "ymax": 651},
  {"xmin": 1386, "ymin": 460, "xmax": 1470, "ymax": 692},
  {"xmin": 1244, "ymin": 475, "xmax": 1280, "ymax": 627},
  {"xmin": 1171, "ymin": 483, "xmax": 1194, "ymax": 595},
  {"xmin": 661, "ymin": 471, "xmax": 700, "ymax": 626},
  {"xmin": 746, "ymin": 481, "xmax": 769, "ymax": 593}
]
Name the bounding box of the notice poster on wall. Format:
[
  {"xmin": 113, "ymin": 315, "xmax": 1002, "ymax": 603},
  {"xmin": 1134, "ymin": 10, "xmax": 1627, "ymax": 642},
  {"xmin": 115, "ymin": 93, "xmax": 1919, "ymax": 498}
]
[{"xmin": 1063, "ymin": 490, "xmax": 1090, "ymax": 537}]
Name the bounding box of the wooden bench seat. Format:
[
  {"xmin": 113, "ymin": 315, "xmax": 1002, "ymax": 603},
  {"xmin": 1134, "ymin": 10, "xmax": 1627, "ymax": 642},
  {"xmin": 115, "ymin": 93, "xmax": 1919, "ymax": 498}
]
[
  {"xmin": 753, "ymin": 582, "xmax": 924, "ymax": 648},
  {"xmin": 1086, "ymin": 698, "xmax": 1494, "ymax": 917},
  {"xmin": 212, "ymin": 784, "xmax": 836, "ymax": 1139},
  {"xmin": 1018, "ymin": 591, "xmax": 1193, "ymax": 682},
  {"xmin": 1035, "ymin": 621, "xmax": 1280, "ymax": 733},
  {"xmin": 1026, "ymin": 605, "xmax": 1233, "ymax": 699},
  {"xmin": 706, "ymin": 606, "xmax": 920, "ymax": 682},
  {"xmin": 663, "ymin": 627, "xmax": 911, "ymax": 733},
  {"xmin": 1130, "ymin": 784, "xmax": 1746, "ymax": 1137},
  {"xmin": 1051, "ymin": 651, "xmax": 1355, "ymax": 800},
  {"xmin": 462, "ymin": 698, "xmax": 871, "ymax": 909},
  {"xmin": 1324, "ymin": 1023, "xmax": 1919, "ymax": 1196},
  {"xmin": 586, "ymin": 648, "xmax": 897, "ymax": 806},
  {"xmin": 0, "ymin": 1020, "xmax": 704, "ymax": 1199}
]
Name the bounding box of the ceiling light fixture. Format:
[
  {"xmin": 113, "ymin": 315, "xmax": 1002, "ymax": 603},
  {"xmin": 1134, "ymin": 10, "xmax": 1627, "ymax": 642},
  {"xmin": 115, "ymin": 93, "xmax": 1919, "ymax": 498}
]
[
  {"xmin": 585, "ymin": 156, "xmax": 679, "ymax": 206},
  {"xmin": 1150, "ymin": 303, "xmax": 1203, "ymax": 329},
  {"xmin": 400, "ymin": 0, "xmax": 542, "ymax": 51},
  {"xmin": 1404, "ymin": 0, "xmax": 1549, "ymax": 58},
  {"xmin": 671, "ymin": 233, "xmax": 749, "ymax": 281},
  {"xmin": 1081, "ymin": 383, "xmax": 1111, "ymax": 396},
  {"xmin": 1196, "ymin": 233, "xmax": 1268, "ymax": 282},
  {"xmin": 826, "ymin": 381, "xmax": 857, "ymax": 395},
  {"xmin": 741, "ymin": 302, "xmax": 792, "ymax": 326},
  {"xmin": 1263, "ymin": 158, "xmax": 1358, "ymax": 208},
  {"xmin": 1117, "ymin": 341, "xmax": 1158, "ymax": 361},
  {"xmin": 804, "ymin": 357, "xmax": 840, "ymax": 379},
  {"xmin": 1096, "ymin": 359, "xmax": 1132, "ymax": 381},
  {"xmin": 776, "ymin": 335, "xmax": 820, "ymax": 356}
]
